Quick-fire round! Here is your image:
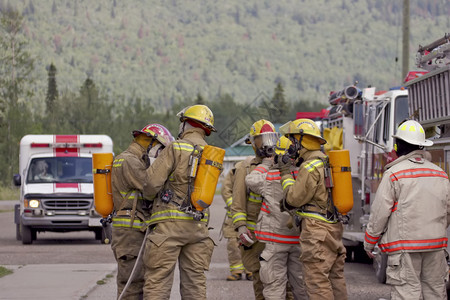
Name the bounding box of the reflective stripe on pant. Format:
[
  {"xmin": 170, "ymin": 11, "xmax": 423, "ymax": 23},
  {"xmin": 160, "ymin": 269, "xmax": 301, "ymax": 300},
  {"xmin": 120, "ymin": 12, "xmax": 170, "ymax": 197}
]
[
  {"xmin": 227, "ymin": 237, "xmax": 244, "ymax": 274},
  {"xmin": 259, "ymin": 243, "xmax": 307, "ymax": 300},
  {"xmin": 300, "ymin": 218, "xmax": 347, "ymax": 300},
  {"xmin": 111, "ymin": 226, "xmax": 146, "ymax": 300},
  {"xmin": 240, "ymin": 240, "xmax": 265, "ymax": 300},
  {"xmin": 143, "ymin": 221, "xmax": 214, "ymax": 300},
  {"xmin": 387, "ymin": 250, "xmax": 448, "ymax": 300}
]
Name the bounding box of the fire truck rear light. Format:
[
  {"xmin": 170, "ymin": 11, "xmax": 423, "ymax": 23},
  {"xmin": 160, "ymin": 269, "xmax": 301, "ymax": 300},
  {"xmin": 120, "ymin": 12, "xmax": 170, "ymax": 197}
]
[
  {"xmin": 365, "ymin": 193, "xmax": 370, "ymax": 205},
  {"xmin": 31, "ymin": 143, "xmax": 50, "ymax": 148},
  {"xmin": 83, "ymin": 143, "xmax": 102, "ymax": 148}
]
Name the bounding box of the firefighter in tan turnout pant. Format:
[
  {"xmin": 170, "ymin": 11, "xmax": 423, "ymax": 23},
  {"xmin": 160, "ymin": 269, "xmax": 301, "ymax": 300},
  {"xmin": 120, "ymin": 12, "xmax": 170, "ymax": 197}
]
[
  {"xmin": 142, "ymin": 105, "xmax": 216, "ymax": 300},
  {"xmin": 279, "ymin": 119, "xmax": 347, "ymax": 300},
  {"xmin": 111, "ymin": 123, "xmax": 173, "ymax": 299},
  {"xmin": 221, "ymin": 161, "xmax": 252, "ymax": 281},
  {"xmin": 364, "ymin": 120, "xmax": 450, "ymax": 300},
  {"xmin": 231, "ymin": 119, "xmax": 279, "ymax": 300},
  {"xmin": 246, "ymin": 136, "xmax": 307, "ymax": 300}
]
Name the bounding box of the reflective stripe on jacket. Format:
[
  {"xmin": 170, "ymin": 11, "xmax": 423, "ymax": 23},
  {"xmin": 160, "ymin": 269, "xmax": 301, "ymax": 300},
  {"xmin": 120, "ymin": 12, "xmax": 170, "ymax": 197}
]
[{"xmin": 364, "ymin": 150, "xmax": 450, "ymax": 254}]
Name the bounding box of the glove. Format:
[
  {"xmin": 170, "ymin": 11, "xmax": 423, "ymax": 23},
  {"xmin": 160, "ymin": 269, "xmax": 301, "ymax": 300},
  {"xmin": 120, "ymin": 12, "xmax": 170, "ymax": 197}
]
[
  {"xmin": 276, "ymin": 155, "xmax": 292, "ymax": 176},
  {"xmin": 238, "ymin": 226, "xmax": 254, "ymax": 247}
]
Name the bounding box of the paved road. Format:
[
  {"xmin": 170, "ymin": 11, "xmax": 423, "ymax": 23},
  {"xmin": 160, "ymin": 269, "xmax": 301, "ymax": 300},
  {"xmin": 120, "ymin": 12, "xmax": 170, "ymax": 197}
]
[{"xmin": 0, "ymin": 198, "xmax": 390, "ymax": 299}]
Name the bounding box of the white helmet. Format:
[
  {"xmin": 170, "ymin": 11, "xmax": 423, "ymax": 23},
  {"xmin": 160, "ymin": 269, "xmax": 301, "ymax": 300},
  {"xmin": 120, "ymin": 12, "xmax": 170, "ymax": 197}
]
[{"xmin": 392, "ymin": 120, "xmax": 433, "ymax": 147}]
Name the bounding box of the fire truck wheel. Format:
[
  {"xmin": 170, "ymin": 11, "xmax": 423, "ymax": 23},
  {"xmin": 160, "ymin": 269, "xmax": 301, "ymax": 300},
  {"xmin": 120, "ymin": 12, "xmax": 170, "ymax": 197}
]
[
  {"xmin": 373, "ymin": 252, "xmax": 387, "ymax": 284},
  {"xmin": 353, "ymin": 246, "xmax": 372, "ymax": 264},
  {"xmin": 21, "ymin": 223, "xmax": 33, "ymax": 245}
]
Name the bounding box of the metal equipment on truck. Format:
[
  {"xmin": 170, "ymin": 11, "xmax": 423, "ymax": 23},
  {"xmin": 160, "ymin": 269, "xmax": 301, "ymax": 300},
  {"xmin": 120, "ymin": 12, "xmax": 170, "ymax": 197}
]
[{"xmin": 13, "ymin": 134, "xmax": 113, "ymax": 244}]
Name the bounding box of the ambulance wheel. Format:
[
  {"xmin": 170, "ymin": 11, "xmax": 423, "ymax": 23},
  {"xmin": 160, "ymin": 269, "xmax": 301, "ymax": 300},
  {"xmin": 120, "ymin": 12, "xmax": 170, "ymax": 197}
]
[
  {"xmin": 374, "ymin": 252, "xmax": 387, "ymax": 284},
  {"xmin": 21, "ymin": 223, "xmax": 33, "ymax": 245},
  {"xmin": 16, "ymin": 223, "xmax": 21, "ymax": 241}
]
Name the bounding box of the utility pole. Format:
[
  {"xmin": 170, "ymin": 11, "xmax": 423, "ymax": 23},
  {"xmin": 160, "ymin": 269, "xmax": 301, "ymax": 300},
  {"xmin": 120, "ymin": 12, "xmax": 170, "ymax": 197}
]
[{"xmin": 402, "ymin": 0, "xmax": 410, "ymax": 82}]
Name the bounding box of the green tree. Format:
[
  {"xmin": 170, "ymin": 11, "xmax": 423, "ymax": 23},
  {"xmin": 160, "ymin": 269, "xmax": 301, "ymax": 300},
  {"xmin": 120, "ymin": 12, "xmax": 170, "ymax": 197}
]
[
  {"xmin": 67, "ymin": 77, "xmax": 112, "ymax": 134},
  {"xmin": 195, "ymin": 93, "xmax": 205, "ymax": 104},
  {"xmin": 0, "ymin": 8, "xmax": 35, "ymax": 184},
  {"xmin": 260, "ymin": 83, "xmax": 291, "ymax": 124},
  {"xmin": 45, "ymin": 63, "xmax": 58, "ymax": 115}
]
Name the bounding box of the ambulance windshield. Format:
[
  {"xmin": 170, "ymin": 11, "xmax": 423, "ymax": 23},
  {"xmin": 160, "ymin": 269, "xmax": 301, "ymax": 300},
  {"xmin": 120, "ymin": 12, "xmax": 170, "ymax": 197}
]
[{"xmin": 27, "ymin": 157, "xmax": 93, "ymax": 184}]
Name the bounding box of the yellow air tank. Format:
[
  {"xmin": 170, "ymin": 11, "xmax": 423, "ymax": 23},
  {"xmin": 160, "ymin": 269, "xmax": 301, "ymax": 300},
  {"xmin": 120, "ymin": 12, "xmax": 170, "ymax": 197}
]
[
  {"xmin": 92, "ymin": 153, "xmax": 114, "ymax": 218},
  {"xmin": 328, "ymin": 150, "xmax": 353, "ymax": 215},
  {"xmin": 191, "ymin": 145, "xmax": 225, "ymax": 211}
]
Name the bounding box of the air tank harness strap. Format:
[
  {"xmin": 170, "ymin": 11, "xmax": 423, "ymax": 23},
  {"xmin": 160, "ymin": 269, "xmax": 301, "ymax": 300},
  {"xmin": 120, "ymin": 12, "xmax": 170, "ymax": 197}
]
[
  {"xmin": 183, "ymin": 145, "xmax": 204, "ymax": 221},
  {"xmin": 117, "ymin": 190, "xmax": 139, "ymax": 228},
  {"xmin": 320, "ymin": 157, "xmax": 339, "ymax": 221}
]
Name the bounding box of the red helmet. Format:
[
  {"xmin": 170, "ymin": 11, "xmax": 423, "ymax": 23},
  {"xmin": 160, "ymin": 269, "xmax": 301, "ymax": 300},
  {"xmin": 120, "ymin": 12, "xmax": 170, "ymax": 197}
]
[{"xmin": 132, "ymin": 124, "xmax": 174, "ymax": 147}]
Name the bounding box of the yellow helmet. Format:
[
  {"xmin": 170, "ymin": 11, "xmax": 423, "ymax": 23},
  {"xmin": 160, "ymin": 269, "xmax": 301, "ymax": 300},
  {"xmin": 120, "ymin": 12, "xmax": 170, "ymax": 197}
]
[
  {"xmin": 177, "ymin": 105, "xmax": 216, "ymax": 134},
  {"xmin": 275, "ymin": 136, "xmax": 292, "ymax": 155},
  {"xmin": 279, "ymin": 118, "xmax": 326, "ymax": 150}
]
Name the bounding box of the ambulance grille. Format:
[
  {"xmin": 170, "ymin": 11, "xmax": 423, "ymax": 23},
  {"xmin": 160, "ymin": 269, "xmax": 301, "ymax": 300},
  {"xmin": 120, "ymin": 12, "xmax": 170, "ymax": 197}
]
[{"xmin": 42, "ymin": 199, "xmax": 92, "ymax": 210}]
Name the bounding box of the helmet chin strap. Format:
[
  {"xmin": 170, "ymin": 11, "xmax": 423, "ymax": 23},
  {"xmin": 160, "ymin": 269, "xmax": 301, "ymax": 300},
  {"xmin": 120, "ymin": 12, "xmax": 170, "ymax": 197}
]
[
  {"xmin": 178, "ymin": 122, "xmax": 186, "ymax": 138},
  {"xmin": 178, "ymin": 121, "xmax": 197, "ymax": 138}
]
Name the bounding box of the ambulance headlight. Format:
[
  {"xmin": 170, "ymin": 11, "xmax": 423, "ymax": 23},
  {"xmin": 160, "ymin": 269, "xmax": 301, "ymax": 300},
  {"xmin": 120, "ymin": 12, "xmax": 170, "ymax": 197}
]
[
  {"xmin": 26, "ymin": 199, "xmax": 40, "ymax": 208},
  {"xmin": 29, "ymin": 199, "xmax": 40, "ymax": 208}
]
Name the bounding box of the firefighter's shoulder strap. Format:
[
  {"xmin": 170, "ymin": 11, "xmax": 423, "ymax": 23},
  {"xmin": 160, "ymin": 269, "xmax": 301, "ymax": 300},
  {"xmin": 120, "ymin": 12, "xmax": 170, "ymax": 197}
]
[{"xmin": 319, "ymin": 156, "xmax": 338, "ymax": 219}]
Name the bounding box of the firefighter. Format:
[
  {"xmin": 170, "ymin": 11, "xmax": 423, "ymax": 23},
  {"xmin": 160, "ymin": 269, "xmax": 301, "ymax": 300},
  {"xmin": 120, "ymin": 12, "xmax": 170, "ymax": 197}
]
[
  {"xmin": 111, "ymin": 123, "xmax": 174, "ymax": 300},
  {"xmin": 246, "ymin": 136, "xmax": 307, "ymax": 300},
  {"xmin": 142, "ymin": 104, "xmax": 217, "ymax": 299},
  {"xmin": 279, "ymin": 118, "xmax": 348, "ymax": 300},
  {"xmin": 221, "ymin": 161, "xmax": 252, "ymax": 281},
  {"xmin": 364, "ymin": 120, "xmax": 450, "ymax": 300},
  {"xmin": 230, "ymin": 119, "xmax": 279, "ymax": 300}
]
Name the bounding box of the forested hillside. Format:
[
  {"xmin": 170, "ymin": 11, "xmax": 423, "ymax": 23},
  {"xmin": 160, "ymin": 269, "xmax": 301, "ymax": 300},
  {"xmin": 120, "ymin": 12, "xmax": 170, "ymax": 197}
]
[
  {"xmin": 0, "ymin": 0, "xmax": 448, "ymax": 185},
  {"xmin": 10, "ymin": 0, "xmax": 450, "ymax": 109}
]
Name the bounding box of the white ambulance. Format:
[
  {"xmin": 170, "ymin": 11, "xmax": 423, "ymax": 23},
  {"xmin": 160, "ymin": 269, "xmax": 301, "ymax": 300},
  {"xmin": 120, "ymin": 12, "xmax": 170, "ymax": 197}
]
[{"xmin": 13, "ymin": 135, "xmax": 113, "ymax": 244}]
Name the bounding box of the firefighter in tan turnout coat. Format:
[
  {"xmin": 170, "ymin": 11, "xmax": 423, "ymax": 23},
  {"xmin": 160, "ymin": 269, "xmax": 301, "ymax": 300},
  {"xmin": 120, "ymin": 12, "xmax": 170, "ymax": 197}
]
[
  {"xmin": 364, "ymin": 120, "xmax": 450, "ymax": 300},
  {"xmin": 230, "ymin": 119, "xmax": 279, "ymax": 300},
  {"xmin": 221, "ymin": 161, "xmax": 252, "ymax": 281},
  {"xmin": 111, "ymin": 123, "xmax": 173, "ymax": 299},
  {"xmin": 279, "ymin": 119, "xmax": 348, "ymax": 300},
  {"xmin": 142, "ymin": 105, "xmax": 217, "ymax": 299}
]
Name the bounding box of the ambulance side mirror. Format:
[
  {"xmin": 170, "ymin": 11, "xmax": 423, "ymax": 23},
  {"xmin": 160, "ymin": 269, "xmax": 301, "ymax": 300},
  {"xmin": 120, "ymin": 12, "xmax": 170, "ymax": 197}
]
[{"xmin": 13, "ymin": 174, "xmax": 21, "ymax": 186}]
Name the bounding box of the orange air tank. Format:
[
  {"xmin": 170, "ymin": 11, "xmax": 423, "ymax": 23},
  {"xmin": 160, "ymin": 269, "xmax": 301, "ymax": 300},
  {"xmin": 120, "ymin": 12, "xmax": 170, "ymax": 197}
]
[
  {"xmin": 92, "ymin": 153, "xmax": 114, "ymax": 218},
  {"xmin": 328, "ymin": 149, "xmax": 353, "ymax": 215},
  {"xmin": 191, "ymin": 145, "xmax": 225, "ymax": 211}
]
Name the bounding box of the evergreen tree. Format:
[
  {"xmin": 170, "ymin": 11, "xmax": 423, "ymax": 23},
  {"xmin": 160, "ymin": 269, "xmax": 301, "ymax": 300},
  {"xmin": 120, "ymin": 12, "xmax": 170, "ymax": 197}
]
[
  {"xmin": 260, "ymin": 83, "xmax": 291, "ymax": 124},
  {"xmin": 45, "ymin": 63, "xmax": 58, "ymax": 115},
  {"xmin": 51, "ymin": 0, "xmax": 57, "ymax": 14},
  {"xmin": 195, "ymin": 93, "xmax": 205, "ymax": 104}
]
